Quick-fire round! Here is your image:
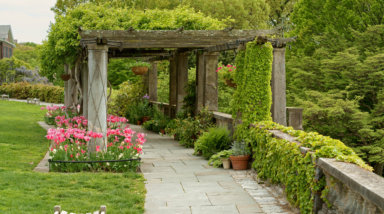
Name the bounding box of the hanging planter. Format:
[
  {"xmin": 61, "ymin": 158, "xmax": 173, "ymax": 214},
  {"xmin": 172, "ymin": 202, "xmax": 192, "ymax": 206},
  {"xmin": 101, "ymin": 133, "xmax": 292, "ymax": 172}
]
[
  {"xmin": 225, "ymin": 78, "xmax": 237, "ymax": 88},
  {"xmin": 132, "ymin": 66, "xmax": 149, "ymax": 75},
  {"xmin": 61, "ymin": 74, "xmax": 71, "ymax": 81}
]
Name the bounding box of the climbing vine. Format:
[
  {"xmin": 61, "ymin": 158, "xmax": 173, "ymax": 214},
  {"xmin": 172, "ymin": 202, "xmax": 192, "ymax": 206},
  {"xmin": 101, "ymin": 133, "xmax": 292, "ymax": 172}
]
[
  {"xmin": 231, "ymin": 40, "xmax": 273, "ymax": 125},
  {"xmin": 236, "ymin": 121, "xmax": 372, "ymax": 213}
]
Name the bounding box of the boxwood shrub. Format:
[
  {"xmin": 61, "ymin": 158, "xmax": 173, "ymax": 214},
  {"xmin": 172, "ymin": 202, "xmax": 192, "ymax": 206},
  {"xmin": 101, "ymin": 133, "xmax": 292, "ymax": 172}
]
[{"xmin": 0, "ymin": 82, "xmax": 64, "ymax": 103}]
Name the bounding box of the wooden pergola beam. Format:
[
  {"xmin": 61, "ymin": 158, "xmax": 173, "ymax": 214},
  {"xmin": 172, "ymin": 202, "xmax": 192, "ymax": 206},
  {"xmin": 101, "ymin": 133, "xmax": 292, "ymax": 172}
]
[
  {"xmin": 109, "ymin": 49, "xmax": 172, "ymax": 58},
  {"xmin": 203, "ymin": 36, "xmax": 297, "ymax": 52},
  {"xmin": 80, "ymin": 29, "xmax": 278, "ymax": 49}
]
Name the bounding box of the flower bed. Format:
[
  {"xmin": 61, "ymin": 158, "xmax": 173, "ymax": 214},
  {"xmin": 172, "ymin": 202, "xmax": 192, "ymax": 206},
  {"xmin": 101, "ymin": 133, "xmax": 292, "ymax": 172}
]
[{"xmin": 44, "ymin": 111, "xmax": 146, "ymax": 172}]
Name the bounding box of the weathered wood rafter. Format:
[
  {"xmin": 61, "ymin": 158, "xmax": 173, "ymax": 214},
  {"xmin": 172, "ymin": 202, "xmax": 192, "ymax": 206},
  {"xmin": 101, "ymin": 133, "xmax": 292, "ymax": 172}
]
[
  {"xmin": 108, "ymin": 49, "xmax": 173, "ymax": 58},
  {"xmin": 80, "ymin": 29, "xmax": 278, "ymax": 49}
]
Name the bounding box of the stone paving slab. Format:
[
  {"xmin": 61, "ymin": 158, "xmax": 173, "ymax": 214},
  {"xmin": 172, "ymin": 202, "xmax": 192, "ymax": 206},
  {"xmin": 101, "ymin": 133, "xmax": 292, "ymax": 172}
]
[
  {"xmin": 132, "ymin": 124, "xmax": 295, "ymax": 214},
  {"xmin": 33, "ymin": 121, "xmax": 55, "ymax": 173}
]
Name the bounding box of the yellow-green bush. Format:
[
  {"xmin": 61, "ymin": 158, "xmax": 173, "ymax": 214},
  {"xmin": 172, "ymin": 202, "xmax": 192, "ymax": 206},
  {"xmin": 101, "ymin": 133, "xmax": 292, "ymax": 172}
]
[{"xmin": 0, "ymin": 82, "xmax": 64, "ymax": 103}]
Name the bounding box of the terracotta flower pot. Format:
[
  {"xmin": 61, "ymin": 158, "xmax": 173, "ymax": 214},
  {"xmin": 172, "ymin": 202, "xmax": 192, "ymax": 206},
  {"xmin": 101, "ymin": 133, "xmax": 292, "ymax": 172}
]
[
  {"xmin": 136, "ymin": 120, "xmax": 142, "ymax": 125},
  {"xmin": 230, "ymin": 155, "xmax": 250, "ymax": 170},
  {"xmin": 225, "ymin": 79, "xmax": 237, "ymax": 88},
  {"xmin": 132, "ymin": 66, "xmax": 149, "ymax": 75},
  {"xmin": 160, "ymin": 129, "xmax": 165, "ymax": 134},
  {"xmin": 142, "ymin": 116, "xmax": 150, "ymax": 123}
]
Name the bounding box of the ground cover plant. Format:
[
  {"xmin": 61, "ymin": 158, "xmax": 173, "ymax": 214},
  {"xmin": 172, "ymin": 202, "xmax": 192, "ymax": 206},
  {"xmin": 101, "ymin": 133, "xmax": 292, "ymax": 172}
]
[{"xmin": 0, "ymin": 101, "xmax": 145, "ymax": 213}]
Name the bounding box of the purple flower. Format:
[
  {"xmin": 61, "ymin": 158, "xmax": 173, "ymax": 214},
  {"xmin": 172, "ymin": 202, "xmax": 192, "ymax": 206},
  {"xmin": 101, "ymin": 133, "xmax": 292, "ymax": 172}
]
[{"xmin": 143, "ymin": 94, "xmax": 150, "ymax": 100}]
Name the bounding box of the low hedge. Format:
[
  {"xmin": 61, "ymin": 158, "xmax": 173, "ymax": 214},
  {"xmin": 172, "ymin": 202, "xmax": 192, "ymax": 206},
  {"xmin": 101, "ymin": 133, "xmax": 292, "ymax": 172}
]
[
  {"xmin": 236, "ymin": 121, "xmax": 372, "ymax": 214},
  {"xmin": 0, "ymin": 82, "xmax": 64, "ymax": 103}
]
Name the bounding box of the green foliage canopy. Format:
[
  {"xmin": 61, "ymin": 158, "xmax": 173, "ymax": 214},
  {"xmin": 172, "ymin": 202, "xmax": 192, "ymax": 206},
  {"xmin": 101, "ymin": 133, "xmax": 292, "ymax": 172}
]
[{"xmin": 40, "ymin": 4, "xmax": 225, "ymax": 82}]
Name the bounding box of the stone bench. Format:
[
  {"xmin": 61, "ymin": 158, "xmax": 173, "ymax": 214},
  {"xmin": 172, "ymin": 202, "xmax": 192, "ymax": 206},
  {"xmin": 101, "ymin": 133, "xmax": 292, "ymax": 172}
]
[
  {"xmin": 1, "ymin": 94, "xmax": 9, "ymax": 100},
  {"xmin": 27, "ymin": 98, "xmax": 40, "ymax": 105},
  {"xmin": 54, "ymin": 205, "xmax": 106, "ymax": 214}
]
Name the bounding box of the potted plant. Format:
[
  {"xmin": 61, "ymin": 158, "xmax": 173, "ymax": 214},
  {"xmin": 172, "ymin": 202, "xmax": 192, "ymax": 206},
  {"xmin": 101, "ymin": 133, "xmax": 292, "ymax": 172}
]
[
  {"xmin": 229, "ymin": 141, "xmax": 251, "ymax": 170},
  {"xmin": 131, "ymin": 61, "xmax": 151, "ymax": 75},
  {"xmin": 217, "ymin": 64, "xmax": 237, "ymax": 88},
  {"xmin": 140, "ymin": 94, "xmax": 152, "ymax": 122},
  {"xmin": 208, "ymin": 150, "xmax": 233, "ymax": 169}
]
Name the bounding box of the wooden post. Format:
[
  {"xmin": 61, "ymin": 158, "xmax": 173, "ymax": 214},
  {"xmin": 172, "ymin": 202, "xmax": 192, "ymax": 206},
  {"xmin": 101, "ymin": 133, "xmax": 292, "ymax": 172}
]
[
  {"xmin": 87, "ymin": 44, "xmax": 108, "ymax": 153},
  {"xmin": 271, "ymin": 47, "xmax": 287, "ymax": 126},
  {"xmin": 148, "ymin": 62, "xmax": 158, "ymax": 101},
  {"xmin": 203, "ymin": 52, "xmax": 219, "ymax": 111},
  {"xmin": 176, "ymin": 52, "xmax": 189, "ymax": 113},
  {"xmin": 169, "ymin": 57, "xmax": 177, "ymax": 117},
  {"xmin": 287, "ymin": 107, "xmax": 303, "ymax": 130},
  {"xmin": 64, "ymin": 64, "xmax": 70, "ymax": 107},
  {"xmin": 196, "ymin": 52, "xmax": 205, "ymax": 113}
]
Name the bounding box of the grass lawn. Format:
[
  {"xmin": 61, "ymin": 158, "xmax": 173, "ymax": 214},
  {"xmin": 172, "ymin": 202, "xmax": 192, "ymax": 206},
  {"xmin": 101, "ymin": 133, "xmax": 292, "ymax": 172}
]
[{"xmin": 0, "ymin": 100, "xmax": 145, "ymax": 214}]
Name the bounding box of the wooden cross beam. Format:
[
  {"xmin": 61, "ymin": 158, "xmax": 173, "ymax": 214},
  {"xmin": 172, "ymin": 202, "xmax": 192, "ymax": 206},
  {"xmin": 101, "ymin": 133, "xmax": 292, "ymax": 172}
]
[
  {"xmin": 108, "ymin": 49, "xmax": 173, "ymax": 58},
  {"xmin": 79, "ymin": 29, "xmax": 278, "ymax": 49}
]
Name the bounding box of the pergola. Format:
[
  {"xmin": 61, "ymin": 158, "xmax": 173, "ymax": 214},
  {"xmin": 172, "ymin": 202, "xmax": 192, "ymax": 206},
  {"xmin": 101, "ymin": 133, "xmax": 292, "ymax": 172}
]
[{"xmin": 65, "ymin": 28, "xmax": 293, "ymax": 152}]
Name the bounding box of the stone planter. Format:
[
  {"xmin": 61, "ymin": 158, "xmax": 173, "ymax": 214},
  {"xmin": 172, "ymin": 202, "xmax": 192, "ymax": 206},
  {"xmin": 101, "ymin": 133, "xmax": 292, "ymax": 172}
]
[
  {"xmin": 132, "ymin": 66, "xmax": 148, "ymax": 75},
  {"xmin": 230, "ymin": 155, "xmax": 250, "ymax": 170},
  {"xmin": 221, "ymin": 158, "xmax": 231, "ymax": 169}
]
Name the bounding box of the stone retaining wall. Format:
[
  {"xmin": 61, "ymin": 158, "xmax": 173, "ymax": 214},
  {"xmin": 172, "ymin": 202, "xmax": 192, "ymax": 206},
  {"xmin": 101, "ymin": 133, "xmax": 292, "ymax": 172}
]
[{"xmin": 211, "ymin": 111, "xmax": 384, "ymax": 214}]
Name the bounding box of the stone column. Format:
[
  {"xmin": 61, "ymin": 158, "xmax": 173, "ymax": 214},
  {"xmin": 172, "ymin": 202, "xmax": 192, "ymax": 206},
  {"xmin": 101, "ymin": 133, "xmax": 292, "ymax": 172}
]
[
  {"xmin": 176, "ymin": 52, "xmax": 189, "ymax": 113},
  {"xmin": 287, "ymin": 107, "xmax": 303, "ymax": 130},
  {"xmin": 271, "ymin": 47, "xmax": 287, "ymax": 126},
  {"xmin": 196, "ymin": 52, "xmax": 205, "ymax": 113},
  {"xmin": 81, "ymin": 63, "xmax": 88, "ymax": 118},
  {"xmin": 204, "ymin": 52, "xmax": 219, "ymax": 111},
  {"xmin": 87, "ymin": 44, "xmax": 108, "ymax": 153},
  {"xmin": 169, "ymin": 57, "xmax": 177, "ymax": 117},
  {"xmin": 148, "ymin": 62, "xmax": 158, "ymax": 101}
]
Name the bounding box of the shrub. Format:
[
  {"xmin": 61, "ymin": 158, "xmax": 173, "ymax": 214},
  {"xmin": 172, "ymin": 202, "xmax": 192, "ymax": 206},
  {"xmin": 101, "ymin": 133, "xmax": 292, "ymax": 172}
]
[
  {"xmin": 0, "ymin": 82, "xmax": 64, "ymax": 103},
  {"xmin": 166, "ymin": 109, "xmax": 214, "ymax": 148},
  {"xmin": 108, "ymin": 81, "xmax": 144, "ymax": 123},
  {"xmin": 208, "ymin": 150, "xmax": 233, "ymax": 168},
  {"xmin": 142, "ymin": 106, "xmax": 170, "ymax": 133},
  {"xmin": 194, "ymin": 127, "xmax": 231, "ymax": 159}
]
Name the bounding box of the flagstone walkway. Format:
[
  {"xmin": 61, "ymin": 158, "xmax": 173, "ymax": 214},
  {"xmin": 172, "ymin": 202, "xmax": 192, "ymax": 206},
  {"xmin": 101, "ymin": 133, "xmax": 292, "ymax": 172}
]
[{"xmin": 132, "ymin": 125, "xmax": 295, "ymax": 214}]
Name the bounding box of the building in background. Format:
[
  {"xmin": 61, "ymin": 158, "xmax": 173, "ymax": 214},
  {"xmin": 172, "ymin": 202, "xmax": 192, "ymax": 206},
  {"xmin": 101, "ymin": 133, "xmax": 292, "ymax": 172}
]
[{"xmin": 0, "ymin": 25, "xmax": 16, "ymax": 59}]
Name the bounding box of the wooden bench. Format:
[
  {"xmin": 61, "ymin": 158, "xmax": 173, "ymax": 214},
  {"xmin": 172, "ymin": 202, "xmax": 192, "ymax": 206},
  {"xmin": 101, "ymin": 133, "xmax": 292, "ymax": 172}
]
[
  {"xmin": 27, "ymin": 98, "xmax": 40, "ymax": 105},
  {"xmin": 1, "ymin": 94, "xmax": 9, "ymax": 100},
  {"xmin": 54, "ymin": 205, "xmax": 106, "ymax": 214}
]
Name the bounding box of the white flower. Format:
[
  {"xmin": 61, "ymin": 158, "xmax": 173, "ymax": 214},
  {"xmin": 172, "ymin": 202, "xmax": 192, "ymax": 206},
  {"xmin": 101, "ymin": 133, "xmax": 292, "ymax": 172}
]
[
  {"xmin": 118, "ymin": 153, "xmax": 123, "ymax": 159},
  {"xmin": 53, "ymin": 149, "xmax": 57, "ymax": 154}
]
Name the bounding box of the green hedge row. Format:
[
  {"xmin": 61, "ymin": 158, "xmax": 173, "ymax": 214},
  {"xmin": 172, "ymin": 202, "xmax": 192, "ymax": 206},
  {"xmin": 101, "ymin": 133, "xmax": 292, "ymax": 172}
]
[
  {"xmin": 237, "ymin": 121, "xmax": 372, "ymax": 213},
  {"xmin": 0, "ymin": 82, "xmax": 64, "ymax": 104}
]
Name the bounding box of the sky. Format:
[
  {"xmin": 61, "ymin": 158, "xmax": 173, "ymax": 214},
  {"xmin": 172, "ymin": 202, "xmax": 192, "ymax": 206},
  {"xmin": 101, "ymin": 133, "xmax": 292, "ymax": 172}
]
[{"xmin": 0, "ymin": 0, "xmax": 56, "ymax": 44}]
